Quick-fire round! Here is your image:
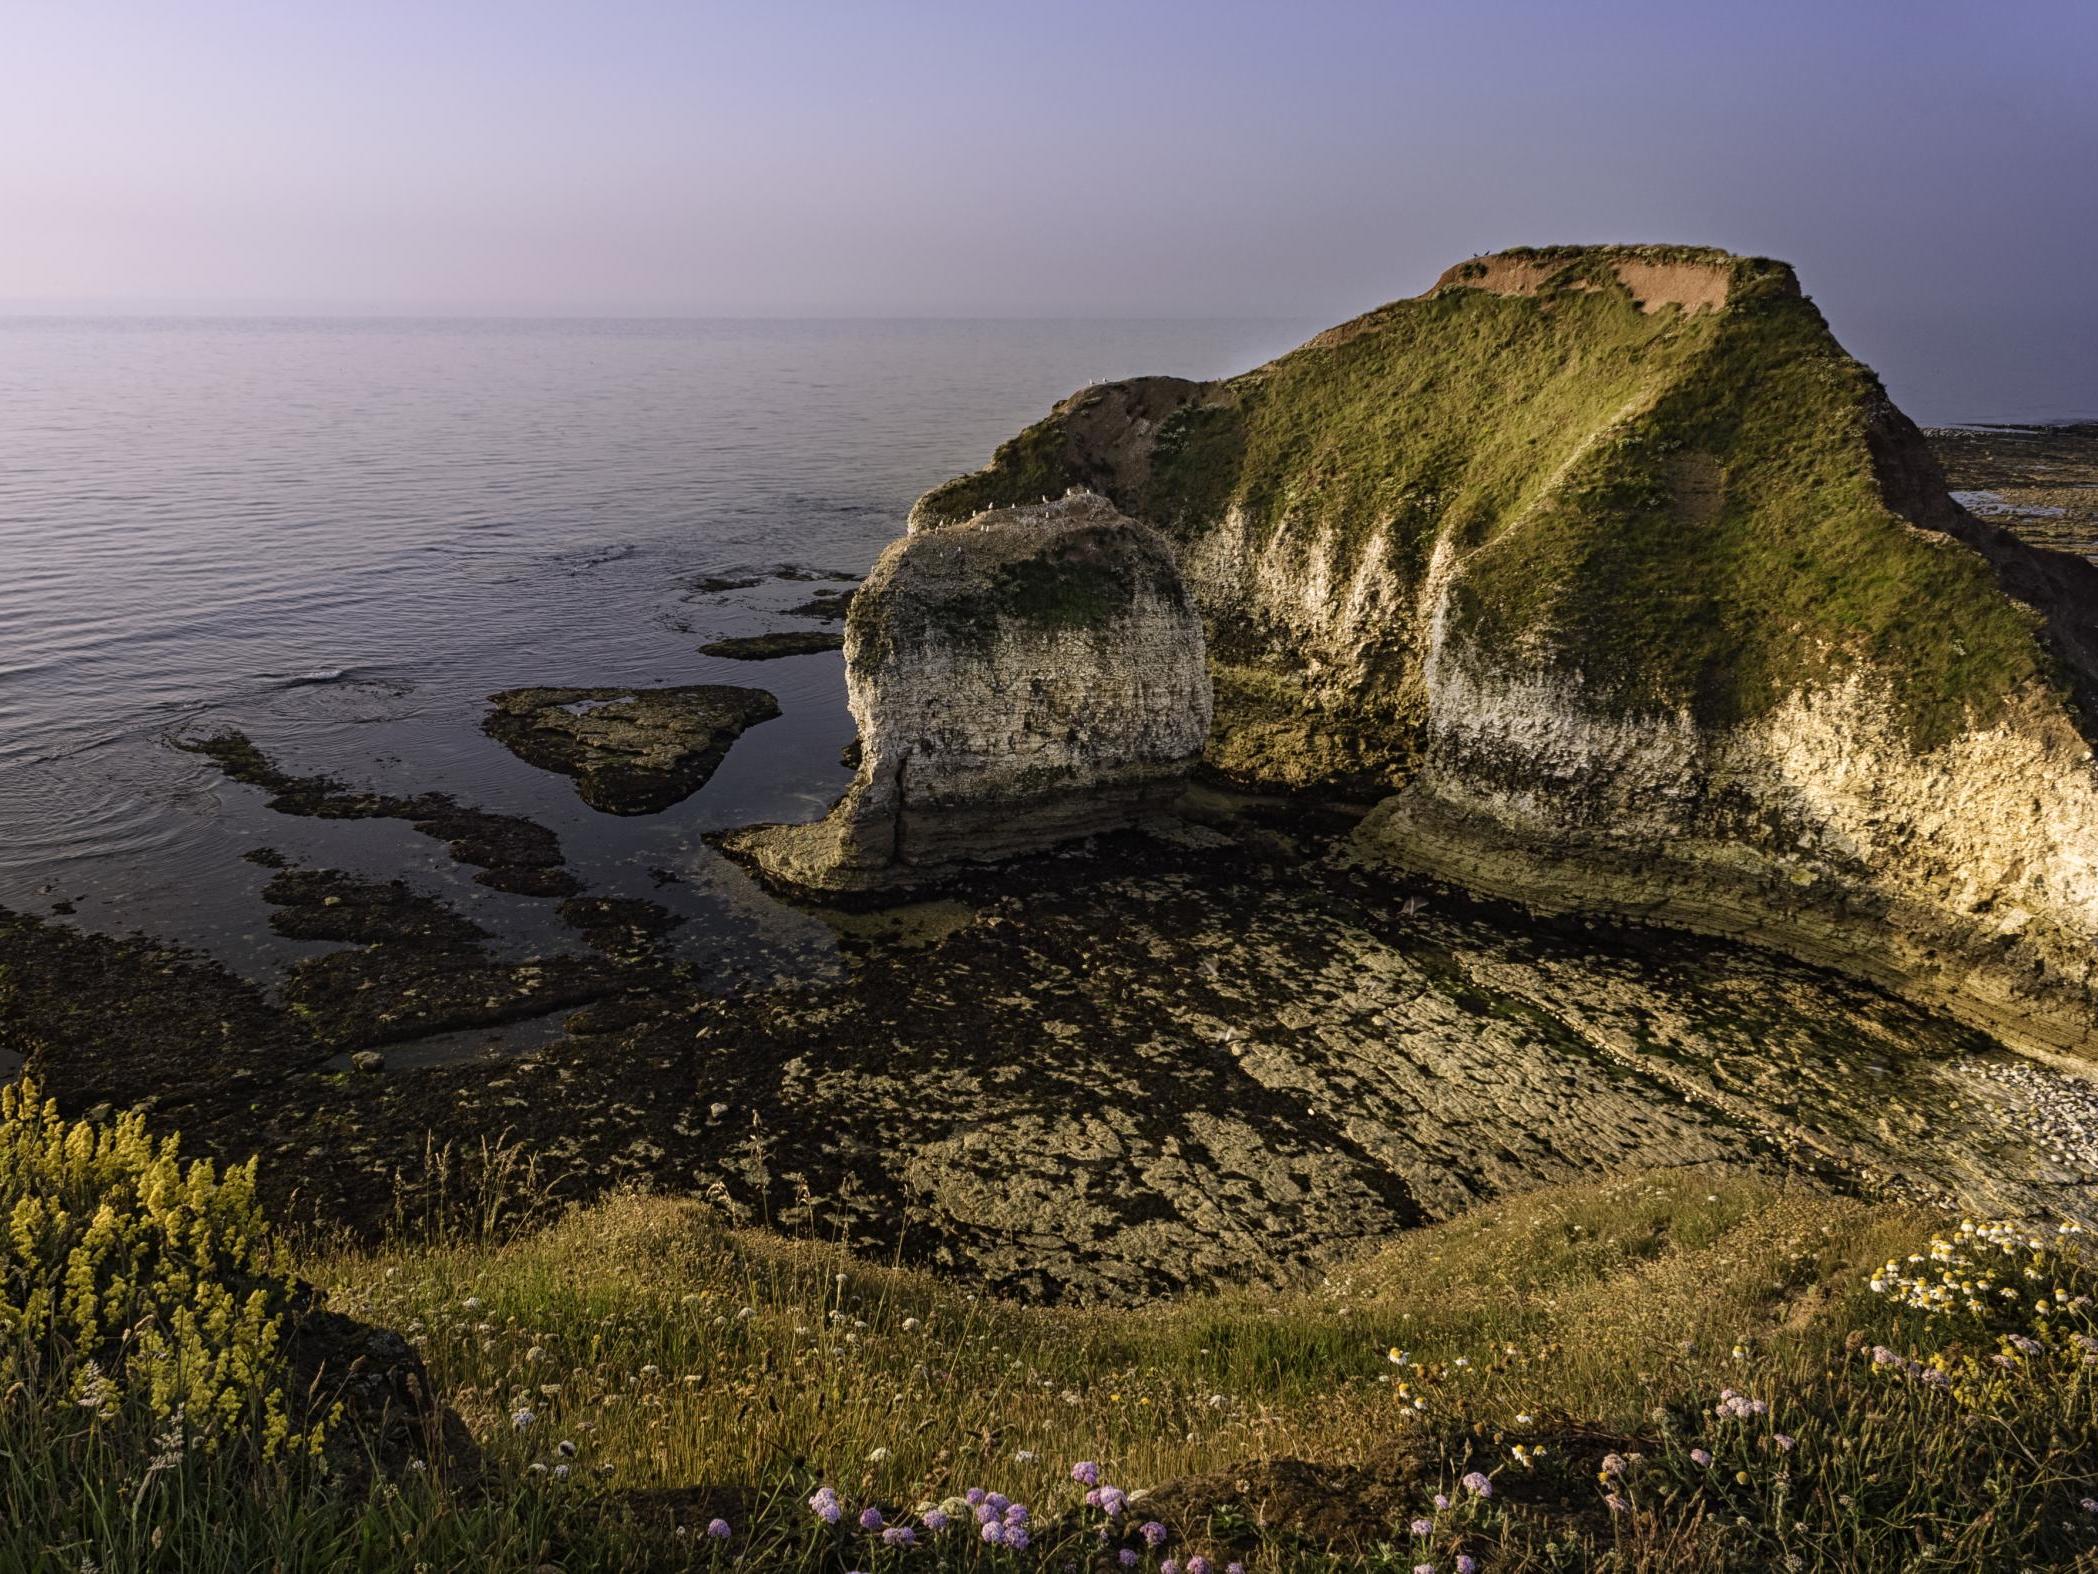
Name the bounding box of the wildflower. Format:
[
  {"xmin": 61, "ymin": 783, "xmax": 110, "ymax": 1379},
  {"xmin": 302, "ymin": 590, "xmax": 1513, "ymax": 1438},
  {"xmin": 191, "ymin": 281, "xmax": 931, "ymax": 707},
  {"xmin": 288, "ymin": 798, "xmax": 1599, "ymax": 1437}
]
[
  {"xmin": 1188, "ymin": 1559, "xmax": 1214, "ymax": 1574},
  {"xmin": 1072, "ymin": 1460, "xmax": 1101, "ymax": 1486},
  {"xmin": 1229, "ymin": 1565, "xmax": 1248, "ymax": 1574},
  {"xmin": 510, "ymin": 1406, "xmax": 537, "ymax": 1429},
  {"xmin": 1461, "ymin": 1471, "xmax": 1493, "ymax": 1498},
  {"xmin": 965, "ymin": 1488, "xmax": 988, "ymax": 1506},
  {"xmin": 1605, "ymin": 1493, "xmax": 1627, "ymax": 1514},
  {"xmin": 987, "ymin": 1493, "xmax": 1010, "ymax": 1514},
  {"xmin": 552, "ymin": 1464, "xmax": 570, "ymax": 1480},
  {"xmin": 2082, "ymin": 1498, "xmax": 2098, "ymax": 1513},
  {"xmin": 1004, "ymin": 1503, "xmax": 1030, "ymax": 1528},
  {"xmin": 72, "ymin": 1361, "xmax": 117, "ymax": 1416},
  {"xmin": 1774, "ymin": 1434, "xmax": 1794, "ymax": 1452},
  {"xmin": 1141, "ymin": 1520, "xmax": 1170, "ymax": 1547},
  {"xmin": 1006, "ymin": 1527, "xmax": 1031, "ymax": 1551},
  {"xmin": 1690, "ymin": 1449, "xmax": 1712, "ymax": 1467},
  {"xmin": 902, "ymin": 1316, "xmax": 921, "ymax": 1331},
  {"xmin": 923, "ymin": 1509, "xmax": 949, "ymax": 1532},
  {"xmin": 1413, "ymin": 1565, "xmax": 1436, "ymax": 1574},
  {"xmin": 1098, "ymin": 1486, "xmax": 1127, "ymax": 1517},
  {"xmin": 1014, "ymin": 1448, "xmax": 1037, "ymax": 1463},
  {"xmin": 1433, "ymin": 1494, "xmax": 1450, "ymax": 1511},
  {"xmin": 1119, "ymin": 1553, "xmax": 1140, "ymax": 1570},
  {"xmin": 980, "ymin": 1521, "xmax": 1005, "ymax": 1546},
  {"xmin": 557, "ymin": 1439, "xmax": 576, "ymax": 1458},
  {"xmin": 1411, "ymin": 1517, "xmax": 1434, "ymax": 1535},
  {"xmin": 1599, "ymin": 1452, "xmax": 1626, "ymax": 1478},
  {"xmin": 866, "ymin": 1446, "xmax": 892, "ymax": 1463},
  {"xmin": 1162, "ymin": 1562, "xmax": 1183, "ymax": 1574},
  {"xmin": 706, "ymin": 1519, "xmax": 731, "ymax": 1540},
  {"xmin": 1456, "ymin": 1560, "xmax": 1478, "ymax": 1574},
  {"xmin": 810, "ymin": 1487, "xmax": 843, "ymax": 1524},
  {"xmin": 882, "ymin": 1527, "xmax": 916, "ymax": 1547},
  {"xmin": 859, "ymin": 1506, "xmax": 885, "ymax": 1531}
]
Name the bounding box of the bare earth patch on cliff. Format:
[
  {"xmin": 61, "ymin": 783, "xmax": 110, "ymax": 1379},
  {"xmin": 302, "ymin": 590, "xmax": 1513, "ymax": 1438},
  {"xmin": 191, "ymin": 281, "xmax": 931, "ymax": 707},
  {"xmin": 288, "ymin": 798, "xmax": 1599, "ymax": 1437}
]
[{"xmin": 482, "ymin": 685, "xmax": 780, "ymax": 815}]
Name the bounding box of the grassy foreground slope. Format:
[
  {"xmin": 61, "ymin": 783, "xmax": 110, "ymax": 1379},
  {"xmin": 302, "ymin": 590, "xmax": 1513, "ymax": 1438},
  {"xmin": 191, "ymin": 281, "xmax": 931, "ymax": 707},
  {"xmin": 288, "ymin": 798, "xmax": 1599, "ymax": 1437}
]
[{"xmin": 11, "ymin": 1082, "xmax": 2098, "ymax": 1571}]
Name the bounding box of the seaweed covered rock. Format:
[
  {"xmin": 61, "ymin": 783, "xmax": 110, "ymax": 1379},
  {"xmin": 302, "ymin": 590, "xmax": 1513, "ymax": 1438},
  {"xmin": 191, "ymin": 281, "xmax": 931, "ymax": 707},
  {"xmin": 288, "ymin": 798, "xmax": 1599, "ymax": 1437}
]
[
  {"xmin": 724, "ymin": 492, "xmax": 1211, "ymax": 891},
  {"xmin": 905, "ymin": 246, "xmax": 2098, "ymax": 1057},
  {"xmin": 482, "ymin": 685, "xmax": 779, "ymax": 814}
]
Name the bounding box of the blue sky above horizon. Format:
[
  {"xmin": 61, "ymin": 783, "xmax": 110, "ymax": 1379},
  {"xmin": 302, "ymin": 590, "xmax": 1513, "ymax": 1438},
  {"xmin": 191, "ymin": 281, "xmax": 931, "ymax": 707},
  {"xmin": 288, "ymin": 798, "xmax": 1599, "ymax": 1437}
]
[{"xmin": 3, "ymin": 0, "xmax": 2094, "ymax": 414}]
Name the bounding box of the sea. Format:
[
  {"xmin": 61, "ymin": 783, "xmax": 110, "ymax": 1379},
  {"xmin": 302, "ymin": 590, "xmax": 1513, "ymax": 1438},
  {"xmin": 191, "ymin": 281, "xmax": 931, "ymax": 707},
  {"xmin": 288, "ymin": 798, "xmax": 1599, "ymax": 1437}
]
[
  {"xmin": 1, "ymin": 310, "xmax": 2089, "ymax": 1022},
  {"xmin": 0, "ymin": 317, "xmax": 1320, "ymax": 1007}
]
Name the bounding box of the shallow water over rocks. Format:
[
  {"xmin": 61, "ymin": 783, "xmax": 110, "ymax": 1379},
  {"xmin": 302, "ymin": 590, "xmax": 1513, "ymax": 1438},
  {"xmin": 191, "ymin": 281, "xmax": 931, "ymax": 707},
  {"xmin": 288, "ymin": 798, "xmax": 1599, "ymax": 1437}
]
[{"xmin": 10, "ymin": 785, "xmax": 2096, "ymax": 1304}]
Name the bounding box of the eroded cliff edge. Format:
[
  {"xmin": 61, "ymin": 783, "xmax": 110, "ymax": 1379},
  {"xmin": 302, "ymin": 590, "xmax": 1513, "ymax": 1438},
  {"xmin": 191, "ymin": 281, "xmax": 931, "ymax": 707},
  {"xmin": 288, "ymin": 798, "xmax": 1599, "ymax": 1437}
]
[{"xmin": 895, "ymin": 246, "xmax": 2098, "ymax": 1058}]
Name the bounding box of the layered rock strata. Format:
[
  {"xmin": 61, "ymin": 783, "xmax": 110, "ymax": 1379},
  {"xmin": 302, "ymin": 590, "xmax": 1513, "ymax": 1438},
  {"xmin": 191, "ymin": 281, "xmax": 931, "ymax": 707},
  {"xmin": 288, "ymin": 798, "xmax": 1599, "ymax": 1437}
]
[{"xmin": 726, "ymin": 493, "xmax": 1211, "ymax": 891}]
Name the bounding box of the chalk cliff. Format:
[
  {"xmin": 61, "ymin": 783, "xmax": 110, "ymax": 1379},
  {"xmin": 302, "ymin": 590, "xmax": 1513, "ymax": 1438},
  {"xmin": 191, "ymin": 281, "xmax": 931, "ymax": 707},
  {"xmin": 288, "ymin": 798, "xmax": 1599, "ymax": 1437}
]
[
  {"xmin": 894, "ymin": 246, "xmax": 2098, "ymax": 1058},
  {"xmin": 725, "ymin": 492, "xmax": 1211, "ymax": 891}
]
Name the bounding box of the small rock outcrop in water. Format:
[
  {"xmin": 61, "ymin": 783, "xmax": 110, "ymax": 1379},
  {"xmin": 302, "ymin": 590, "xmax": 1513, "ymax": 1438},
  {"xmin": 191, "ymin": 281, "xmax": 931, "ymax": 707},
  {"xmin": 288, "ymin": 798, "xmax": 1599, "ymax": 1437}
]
[
  {"xmin": 895, "ymin": 246, "xmax": 2098, "ymax": 1059},
  {"xmin": 482, "ymin": 685, "xmax": 779, "ymax": 814},
  {"xmin": 698, "ymin": 630, "xmax": 844, "ymax": 660},
  {"xmin": 725, "ymin": 492, "xmax": 1211, "ymax": 891}
]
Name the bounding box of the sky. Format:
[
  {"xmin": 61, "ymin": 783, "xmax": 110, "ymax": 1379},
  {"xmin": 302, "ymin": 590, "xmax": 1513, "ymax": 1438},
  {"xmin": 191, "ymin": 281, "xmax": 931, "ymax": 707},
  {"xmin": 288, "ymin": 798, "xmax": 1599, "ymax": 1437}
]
[{"xmin": 2, "ymin": 0, "xmax": 2094, "ymax": 409}]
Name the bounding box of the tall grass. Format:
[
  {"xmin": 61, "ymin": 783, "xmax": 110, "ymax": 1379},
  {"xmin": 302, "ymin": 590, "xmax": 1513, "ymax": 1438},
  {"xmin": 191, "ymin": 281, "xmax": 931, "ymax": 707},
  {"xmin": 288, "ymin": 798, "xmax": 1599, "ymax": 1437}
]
[{"xmin": 9, "ymin": 1083, "xmax": 2098, "ymax": 1570}]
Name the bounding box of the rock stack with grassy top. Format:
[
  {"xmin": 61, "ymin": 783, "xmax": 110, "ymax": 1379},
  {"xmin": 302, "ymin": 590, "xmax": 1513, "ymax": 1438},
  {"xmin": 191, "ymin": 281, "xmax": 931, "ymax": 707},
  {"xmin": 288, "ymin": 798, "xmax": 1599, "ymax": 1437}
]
[
  {"xmin": 813, "ymin": 245, "xmax": 2098, "ymax": 1055},
  {"xmin": 725, "ymin": 491, "xmax": 1212, "ymax": 891}
]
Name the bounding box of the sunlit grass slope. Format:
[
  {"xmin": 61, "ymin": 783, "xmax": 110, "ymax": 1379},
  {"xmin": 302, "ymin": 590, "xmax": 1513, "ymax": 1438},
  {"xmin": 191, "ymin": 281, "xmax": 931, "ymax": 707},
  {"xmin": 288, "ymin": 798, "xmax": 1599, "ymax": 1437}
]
[
  {"xmin": 912, "ymin": 249, "xmax": 2052, "ymax": 749},
  {"xmin": 10, "ymin": 1078, "xmax": 2098, "ymax": 1571}
]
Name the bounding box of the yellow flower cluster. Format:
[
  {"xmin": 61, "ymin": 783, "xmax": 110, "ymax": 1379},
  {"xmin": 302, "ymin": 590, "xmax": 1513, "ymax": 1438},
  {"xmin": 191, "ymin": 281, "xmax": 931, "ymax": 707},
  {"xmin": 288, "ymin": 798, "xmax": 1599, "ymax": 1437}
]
[{"xmin": 0, "ymin": 1078, "xmax": 322, "ymax": 1460}]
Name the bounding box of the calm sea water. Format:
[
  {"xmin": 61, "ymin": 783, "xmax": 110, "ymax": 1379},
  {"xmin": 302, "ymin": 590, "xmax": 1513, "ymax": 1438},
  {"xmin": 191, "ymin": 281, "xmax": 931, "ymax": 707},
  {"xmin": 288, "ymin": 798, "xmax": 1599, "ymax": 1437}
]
[
  {"xmin": 0, "ymin": 311, "xmax": 2079, "ymax": 1017},
  {"xmin": 0, "ymin": 317, "xmax": 1318, "ymax": 998}
]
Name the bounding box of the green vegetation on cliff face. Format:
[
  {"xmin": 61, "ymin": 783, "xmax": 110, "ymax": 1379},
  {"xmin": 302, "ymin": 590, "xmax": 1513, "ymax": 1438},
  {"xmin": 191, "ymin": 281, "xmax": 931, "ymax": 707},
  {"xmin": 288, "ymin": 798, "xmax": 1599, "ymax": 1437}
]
[
  {"xmin": 1444, "ymin": 276, "xmax": 2049, "ymax": 743},
  {"xmin": 916, "ymin": 248, "xmax": 2055, "ymax": 749},
  {"xmin": 853, "ymin": 515, "xmax": 1188, "ymax": 666}
]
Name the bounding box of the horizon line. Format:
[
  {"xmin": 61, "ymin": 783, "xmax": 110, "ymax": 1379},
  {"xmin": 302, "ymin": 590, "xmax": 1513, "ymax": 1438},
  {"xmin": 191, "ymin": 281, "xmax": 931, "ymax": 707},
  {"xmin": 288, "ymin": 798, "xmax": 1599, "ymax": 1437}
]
[{"xmin": 0, "ymin": 302, "xmax": 1332, "ymax": 324}]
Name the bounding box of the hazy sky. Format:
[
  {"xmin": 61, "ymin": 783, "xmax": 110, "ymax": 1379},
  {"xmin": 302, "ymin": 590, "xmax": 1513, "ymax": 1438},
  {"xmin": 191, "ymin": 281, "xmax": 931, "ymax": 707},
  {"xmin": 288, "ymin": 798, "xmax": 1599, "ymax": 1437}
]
[{"xmin": 3, "ymin": 0, "xmax": 2093, "ymax": 331}]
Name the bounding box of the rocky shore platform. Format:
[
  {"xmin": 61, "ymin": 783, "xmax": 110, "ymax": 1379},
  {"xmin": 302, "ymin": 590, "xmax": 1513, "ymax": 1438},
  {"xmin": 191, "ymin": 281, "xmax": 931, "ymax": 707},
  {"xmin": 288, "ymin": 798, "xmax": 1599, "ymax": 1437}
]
[{"xmin": 9, "ymin": 759, "xmax": 2098, "ymax": 1305}]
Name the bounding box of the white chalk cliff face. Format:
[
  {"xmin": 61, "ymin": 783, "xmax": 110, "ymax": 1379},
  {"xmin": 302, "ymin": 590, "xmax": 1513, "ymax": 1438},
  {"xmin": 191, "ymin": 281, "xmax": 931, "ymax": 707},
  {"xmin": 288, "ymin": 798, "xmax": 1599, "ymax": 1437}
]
[
  {"xmin": 1356, "ymin": 584, "xmax": 2098, "ymax": 1061},
  {"xmin": 725, "ymin": 493, "xmax": 1211, "ymax": 892},
  {"xmin": 886, "ymin": 247, "xmax": 2098, "ymax": 1059}
]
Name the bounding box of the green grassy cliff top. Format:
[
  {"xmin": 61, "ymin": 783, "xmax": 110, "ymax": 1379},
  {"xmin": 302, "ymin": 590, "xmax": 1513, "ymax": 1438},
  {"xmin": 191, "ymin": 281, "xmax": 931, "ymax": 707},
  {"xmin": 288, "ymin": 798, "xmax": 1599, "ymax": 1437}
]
[{"xmin": 913, "ymin": 247, "xmax": 2073, "ymax": 749}]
